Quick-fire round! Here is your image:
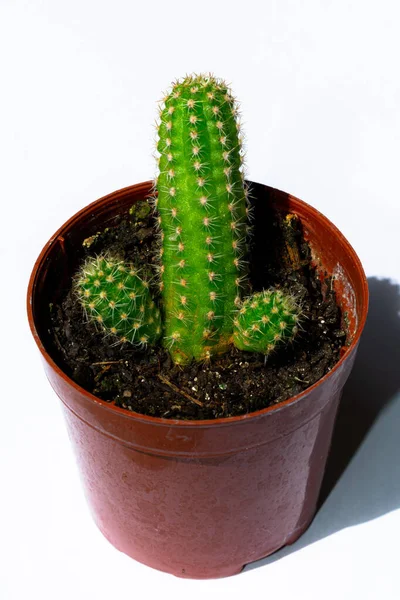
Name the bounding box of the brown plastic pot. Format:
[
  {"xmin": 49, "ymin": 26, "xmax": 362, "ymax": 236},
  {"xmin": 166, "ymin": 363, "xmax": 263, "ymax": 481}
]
[{"xmin": 27, "ymin": 181, "xmax": 368, "ymax": 579}]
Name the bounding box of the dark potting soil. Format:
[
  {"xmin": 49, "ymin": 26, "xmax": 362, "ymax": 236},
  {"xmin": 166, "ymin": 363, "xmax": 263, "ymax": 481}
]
[{"xmin": 50, "ymin": 196, "xmax": 347, "ymax": 420}]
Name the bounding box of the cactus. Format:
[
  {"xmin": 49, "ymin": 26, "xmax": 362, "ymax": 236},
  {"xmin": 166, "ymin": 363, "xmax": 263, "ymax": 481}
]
[
  {"xmin": 155, "ymin": 73, "xmax": 248, "ymax": 364},
  {"xmin": 73, "ymin": 74, "xmax": 304, "ymax": 367},
  {"xmin": 75, "ymin": 255, "xmax": 162, "ymax": 346},
  {"xmin": 233, "ymin": 289, "xmax": 301, "ymax": 355}
]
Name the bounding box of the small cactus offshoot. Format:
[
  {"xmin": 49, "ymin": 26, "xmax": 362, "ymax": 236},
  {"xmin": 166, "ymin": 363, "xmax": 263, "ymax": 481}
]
[
  {"xmin": 233, "ymin": 289, "xmax": 302, "ymax": 355},
  {"xmin": 75, "ymin": 255, "xmax": 162, "ymax": 346},
  {"xmin": 155, "ymin": 73, "xmax": 249, "ymax": 364}
]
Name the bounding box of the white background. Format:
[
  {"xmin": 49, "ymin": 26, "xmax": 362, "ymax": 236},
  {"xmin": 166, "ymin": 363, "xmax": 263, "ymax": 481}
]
[{"xmin": 1, "ymin": 1, "xmax": 399, "ymax": 598}]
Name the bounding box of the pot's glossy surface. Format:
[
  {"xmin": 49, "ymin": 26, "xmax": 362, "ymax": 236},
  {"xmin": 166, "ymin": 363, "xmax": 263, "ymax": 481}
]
[{"xmin": 27, "ymin": 181, "xmax": 368, "ymax": 578}]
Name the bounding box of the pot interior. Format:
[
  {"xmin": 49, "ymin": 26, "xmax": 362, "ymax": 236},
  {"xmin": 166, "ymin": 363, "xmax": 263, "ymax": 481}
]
[{"xmin": 31, "ymin": 181, "xmax": 367, "ymax": 369}]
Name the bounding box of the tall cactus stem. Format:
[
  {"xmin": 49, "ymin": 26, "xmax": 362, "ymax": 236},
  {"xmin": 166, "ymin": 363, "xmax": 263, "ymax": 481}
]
[{"xmin": 155, "ymin": 73, "xmax": 248, "ymax": 364}]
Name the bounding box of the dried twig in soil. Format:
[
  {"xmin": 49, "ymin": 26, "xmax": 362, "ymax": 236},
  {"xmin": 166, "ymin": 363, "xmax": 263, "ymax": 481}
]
[{"xmin": 157, "ymin": 374, "xmax": 203, "ymax": 407}]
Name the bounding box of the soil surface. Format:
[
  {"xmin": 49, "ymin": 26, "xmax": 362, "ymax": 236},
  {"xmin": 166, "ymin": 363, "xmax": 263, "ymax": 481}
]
[{"xmin": 50, "ymin": 196, "xmax": 347, "ymax": 420}]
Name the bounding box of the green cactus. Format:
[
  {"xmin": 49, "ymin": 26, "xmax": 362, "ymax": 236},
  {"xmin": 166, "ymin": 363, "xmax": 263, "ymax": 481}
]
[
  {"xmin": 73, "ymin": 74, "xmax": 304, "ymax": 367},
  {"xmin": 155, "ymin": 73, "xmax": 249, "ymax": 364},
  {"xmin": 233, "ymin": 289, "xmax": 301, "ymax": 355},
  {"xmin": 75, "ymin": 255, "xmax": 162, "ymax": 346}
]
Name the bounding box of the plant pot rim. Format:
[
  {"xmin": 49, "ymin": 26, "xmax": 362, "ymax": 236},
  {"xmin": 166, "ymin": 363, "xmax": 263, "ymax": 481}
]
[{"xmin": 27, "ymin": 180, "xmax": 369, "ymax": 428}]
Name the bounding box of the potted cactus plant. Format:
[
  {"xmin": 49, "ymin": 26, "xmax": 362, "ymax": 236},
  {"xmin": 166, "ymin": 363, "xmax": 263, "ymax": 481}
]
[{"xmin": 27, "ymin": 74, "xmax": 368, "ymax": 578}]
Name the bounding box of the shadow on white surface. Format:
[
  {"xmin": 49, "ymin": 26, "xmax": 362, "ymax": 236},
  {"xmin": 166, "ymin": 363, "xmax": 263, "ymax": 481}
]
[{"xmin": 245, "ymin": 277, "xmax": 400, "ymax": 571}]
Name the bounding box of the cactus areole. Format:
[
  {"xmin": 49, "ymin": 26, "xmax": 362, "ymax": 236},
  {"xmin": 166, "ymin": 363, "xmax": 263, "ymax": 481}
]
[{"xmin": 155, "ymin": 74, "xmax": 249, "ymax": 364}]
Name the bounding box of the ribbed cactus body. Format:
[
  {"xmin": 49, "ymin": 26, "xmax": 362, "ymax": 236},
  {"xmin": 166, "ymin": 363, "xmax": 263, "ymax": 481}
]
[
  {"xmin": 156, "ymin": 74, "xmax": 247, "ymax": 364},
  {"xmin": 75, "ymin": 255, "xmax": 161, "ymax": 346},
  {"xmin": 233, "ymin": 290, "xmax": 301, "ymax": 354}
]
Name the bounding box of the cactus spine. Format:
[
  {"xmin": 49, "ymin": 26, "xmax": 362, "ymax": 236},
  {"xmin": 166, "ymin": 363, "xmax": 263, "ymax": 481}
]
[
  {"xmin": 75, "ymin": 255, "xmax": 162, "ymax": 346},
  {"xmin": 156, "ymin": 74, "xmax": 248, "ymax": 364},
  {"xmin": 233, "ymin": 290, "xmax": 301, "ymax": 354}
]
